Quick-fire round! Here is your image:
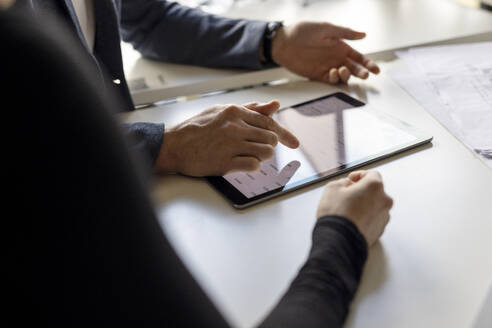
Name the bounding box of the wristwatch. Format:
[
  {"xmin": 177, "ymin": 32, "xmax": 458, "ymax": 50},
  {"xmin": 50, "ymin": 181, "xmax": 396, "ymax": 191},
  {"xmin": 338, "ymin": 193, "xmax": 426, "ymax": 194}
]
[
  {"xmin": 481, "ymin": 0, "xmax": 492, "ymax": 11},
  {"xmin": 262, "ymin": 21, "xmax": 283, "ymax": 65}
]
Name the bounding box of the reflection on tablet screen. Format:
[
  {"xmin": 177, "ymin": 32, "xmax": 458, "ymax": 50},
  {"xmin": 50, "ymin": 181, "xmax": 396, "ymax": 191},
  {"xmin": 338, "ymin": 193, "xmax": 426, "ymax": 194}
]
[{"xmin": 224, "ymin": 94, "xmax": 416, "ymax": 199}]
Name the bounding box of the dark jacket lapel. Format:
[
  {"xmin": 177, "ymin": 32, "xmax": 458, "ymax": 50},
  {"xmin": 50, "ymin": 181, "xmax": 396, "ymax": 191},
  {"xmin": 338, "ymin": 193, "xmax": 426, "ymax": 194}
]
[
  {"xmin": 60, "ymin": 0, "xmax": 92, "ymax": 51},
  {"xmin": 13, "ymin": 0, "xmax": 134, "ymax": 111},
  {"xmin": 93, "ymin": 0, "xmax": 134, "ymax": 111}
]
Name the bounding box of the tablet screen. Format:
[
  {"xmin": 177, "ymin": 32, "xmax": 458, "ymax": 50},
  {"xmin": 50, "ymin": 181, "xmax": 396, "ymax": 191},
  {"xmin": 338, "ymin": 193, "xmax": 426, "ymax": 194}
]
[{"xmin": 222, "ymin": 93, "xmax": 418, "ymax": 199}]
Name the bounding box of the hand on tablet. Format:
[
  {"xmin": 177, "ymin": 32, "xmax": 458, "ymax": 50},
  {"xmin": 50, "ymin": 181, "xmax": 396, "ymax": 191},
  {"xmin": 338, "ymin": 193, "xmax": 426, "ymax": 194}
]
[
  {"xmin": 271, "ymin": 22, "xmax": 380, "ymax": 84},
  {"xmin": 316, "ymin": 170, "xmax": 393, "ymax": 246},
  {"xmin": 154, "ymin": 100, "xmax": 299, "ymax": 176}
]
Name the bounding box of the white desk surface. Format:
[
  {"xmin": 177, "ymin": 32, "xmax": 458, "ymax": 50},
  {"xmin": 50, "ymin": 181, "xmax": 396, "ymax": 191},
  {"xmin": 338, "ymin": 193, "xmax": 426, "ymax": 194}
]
[
  {"xmin": 122, "ymin": 0, "xmax": 492, "ymax": 104},
  {"xmin": 121, "ymin": 31, "xmax": 492, "ymax": 327},
  {"xmin": 121, "ymin": 1, "xmax": 492, "ymax": 326}
]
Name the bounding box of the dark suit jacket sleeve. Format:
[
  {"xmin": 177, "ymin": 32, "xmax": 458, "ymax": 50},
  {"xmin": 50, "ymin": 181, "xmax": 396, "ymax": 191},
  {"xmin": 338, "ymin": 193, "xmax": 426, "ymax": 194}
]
[
  {"xmin": 121, "ymin": 122, "xmax": 164, "ymax": 170},
  {"xmin": 119, "ymin": 0, "xmax": 269, "ymax": 69}
]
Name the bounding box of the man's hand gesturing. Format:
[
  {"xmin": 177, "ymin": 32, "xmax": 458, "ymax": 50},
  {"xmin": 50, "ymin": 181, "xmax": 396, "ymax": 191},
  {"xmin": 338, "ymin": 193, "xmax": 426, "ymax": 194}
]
[
  {"xmin": 271, "ymin": 21, "xmax": 380, "ymax": 84},
  {"xmin": 154, "ymin": 100, "xmax": 299, "ymax": 177}
]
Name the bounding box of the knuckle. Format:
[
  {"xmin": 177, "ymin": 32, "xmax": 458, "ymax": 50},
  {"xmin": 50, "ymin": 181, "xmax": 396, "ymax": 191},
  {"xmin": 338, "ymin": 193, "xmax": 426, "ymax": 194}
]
[
  {"xmin": 263, "ymin": 116, "xmax": 275, "ymax": 130},
  {"xmin": 267, "ymin": 131, "xmax": 279, "ymax": 146},
  {"xmin": 255, "ymin": 145, "xmax": 274, "ymax": 160},
  {"xmin": 246, "ymin": 159, "xmax": 260, "ymax": 171},
  {"xmin": 386, "ymin": 196, "xmax": 394, "ymax": 209},
  {"xmin": 367, "ymin": 179, "xmax": 384, "ymax": 192},
  {"xmin": 222, "ymin": 121, "xmax": 240, "ymax": 134},
  {"xmin": 369, "ymin": 170, "xmax": 383, "ymax": 180},
  {"xmin": 223, "ymin": 104, "xmax": 241, "ymax": 118},
  {"xmin": 263, "ymin": 145, "xmax": 275, "ymax": 159}
]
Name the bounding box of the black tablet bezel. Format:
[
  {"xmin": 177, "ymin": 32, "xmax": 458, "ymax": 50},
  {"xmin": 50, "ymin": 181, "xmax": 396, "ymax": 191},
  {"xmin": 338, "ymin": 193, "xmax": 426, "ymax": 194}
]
[{"xmin": 206, "ymin": 92, "xmax": 432, "ymax": 209}]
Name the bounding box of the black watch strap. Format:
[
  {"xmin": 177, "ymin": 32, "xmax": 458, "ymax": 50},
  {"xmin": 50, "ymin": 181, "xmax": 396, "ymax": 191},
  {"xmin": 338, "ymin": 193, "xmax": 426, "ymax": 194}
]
[{"xmin": 263, "ymin": 21, "xmax": 283, "ymax": 65}]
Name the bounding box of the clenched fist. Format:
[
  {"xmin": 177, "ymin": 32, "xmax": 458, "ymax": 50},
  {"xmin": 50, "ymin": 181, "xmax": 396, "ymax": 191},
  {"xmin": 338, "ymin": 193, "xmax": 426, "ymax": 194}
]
[{"xmin": 317, "ymin": 170, "xmax": 393, "ymax": 246}]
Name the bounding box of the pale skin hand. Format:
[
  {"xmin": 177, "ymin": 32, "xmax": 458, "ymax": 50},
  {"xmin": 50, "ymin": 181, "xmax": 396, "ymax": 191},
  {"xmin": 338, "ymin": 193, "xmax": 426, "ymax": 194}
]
[
  {"xmin": 271, "ymin": 22, "xmax": 380, "ymax": 84},
  {"xmin": 316, "ymin": 170, "xmax": 393, "ymax": 246},
  {"xmin": 154, "ymin": 100, "xmax": 300, "ymax": 177}
]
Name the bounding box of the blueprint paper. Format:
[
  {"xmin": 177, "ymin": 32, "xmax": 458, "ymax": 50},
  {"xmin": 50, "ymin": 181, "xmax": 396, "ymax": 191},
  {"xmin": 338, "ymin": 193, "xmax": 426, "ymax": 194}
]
[{"xmin": 390, "ymin": 42, "xmax": 492, "ymax": 168}]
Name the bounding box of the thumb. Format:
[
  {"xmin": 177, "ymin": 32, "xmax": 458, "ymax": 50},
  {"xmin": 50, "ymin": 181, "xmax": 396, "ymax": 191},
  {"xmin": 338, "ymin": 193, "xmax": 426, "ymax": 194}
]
[
  {"xmin": 324, "ymin": 23, "xmax": 366, "ymax": 40},
  {"xmin": 244, "ymin": 100, "xmax": 281, "ymax": 116},
  {"xmin": 348, "ymin": 170, "xmax": 369, "ymax": 183},
  {"xmin": 350, "ymin": 171, "xmax": 383, "ymax": 191},
  {"xmin": 276, "ymin": 160, "xmax": 301, "ymax": 186}
]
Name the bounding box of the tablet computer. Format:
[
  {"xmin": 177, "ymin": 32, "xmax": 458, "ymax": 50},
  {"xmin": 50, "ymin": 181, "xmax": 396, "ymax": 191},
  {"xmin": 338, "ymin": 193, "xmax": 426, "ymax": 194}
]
[{"xmin": 206, "ymin": 92, "xmax": 432, "ymax": 209}]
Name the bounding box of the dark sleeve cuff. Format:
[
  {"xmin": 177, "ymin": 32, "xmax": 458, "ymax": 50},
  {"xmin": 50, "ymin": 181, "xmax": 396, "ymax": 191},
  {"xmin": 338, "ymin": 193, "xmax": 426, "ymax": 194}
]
[
  {"xmin": 238, "ymin": 20, "xmax": 271, "ymax": 70},
  {"xmin": 121, "ymin": 122, "xmax": 164, "ymax": 170}
]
